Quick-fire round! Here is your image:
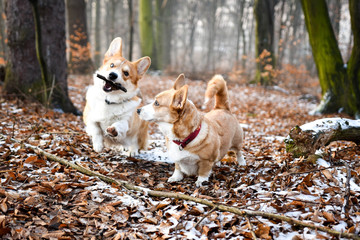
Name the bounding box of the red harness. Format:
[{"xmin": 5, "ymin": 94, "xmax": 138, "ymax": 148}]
[{"xmin": 173, "ymin": 124, "xmax": 201, "ymax": 150}]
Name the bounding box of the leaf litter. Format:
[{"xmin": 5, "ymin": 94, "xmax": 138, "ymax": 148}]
[{"xmin": 0, "ymin": 74, "xmax": 359, "ymax": 239}]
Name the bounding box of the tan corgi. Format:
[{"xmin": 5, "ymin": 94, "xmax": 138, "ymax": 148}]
[
  {"xmin": 137, "ymin": 74, "xmax": 245, "ymax": 186},
  {"xmin": 83, "ymin": 37, "xmax": 151, "ymax": 155}
]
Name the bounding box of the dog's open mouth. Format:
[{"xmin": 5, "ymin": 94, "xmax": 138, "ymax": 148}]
[{"xmin": 97, "ymin": 74, "xmax": 127, "ymax": 93}]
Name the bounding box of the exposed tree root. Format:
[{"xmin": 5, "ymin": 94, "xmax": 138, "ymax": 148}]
[{"xmin": 4, "ymin": 134, "xmax": 359, "ymax": 240}]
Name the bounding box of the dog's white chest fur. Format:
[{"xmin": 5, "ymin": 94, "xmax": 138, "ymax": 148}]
[
  {"xmin": 159, "ymin": 122, "xmax": 200, "ymax": 176},
  {"xmin": 86, "ymin": 86, "xmax": 140, "ymax": 124}
]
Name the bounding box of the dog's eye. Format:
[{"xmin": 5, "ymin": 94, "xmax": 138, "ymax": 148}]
[
  {"xmin": 154, "ymin": 100, "xmax": 160, "ymax": 106},
  {"xmin": 110, "ymin": 63, "xmax": 114, "ymax": 68},
  {"xmin": 123, "ymin": 71, "xmax": 129, "ymax": 77}
]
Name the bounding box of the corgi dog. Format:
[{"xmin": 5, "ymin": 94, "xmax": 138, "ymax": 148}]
[
  {"xmin": 137, "ymin": 74, "xmax": 245, "ymax": 186},
  {"xmin": 83, "ymin": 37, "xmax": 151, "ymax": 155}
]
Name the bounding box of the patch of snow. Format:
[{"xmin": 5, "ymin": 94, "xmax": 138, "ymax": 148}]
[
  {"xmin": 276, "ymin": 231, "xmax": 300, "ymax": 240},
  {"xmin": 263, "ymin": 136, "xmax": 286, "ymax": 142},
  {"xmin": 333, "ymin": 221, "xmax": 347, "ymax": 232},
  {"xmin": 240, "ymin": 123, "xmax": 250, "ymax": 129},
  {"xmin": 301, "ymin": 118, "xmax": 360, "ymax": 133},
  {"xmin": 316, "ymin": 158, "xmax": 331, "ymax": 168}
]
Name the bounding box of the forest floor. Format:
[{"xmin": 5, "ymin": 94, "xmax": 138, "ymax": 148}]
[{"xmin": 0, "ymin": 74, "xmax": 359, "ymax": 239}]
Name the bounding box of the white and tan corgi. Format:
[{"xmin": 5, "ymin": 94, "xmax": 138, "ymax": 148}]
[
  {"xmin": 83, "ymin": 37, "xmax": 151, "ymax": 155},
  {"xmin": 137, "ymin": 74, "xmax": 245, "ymax": 186}
]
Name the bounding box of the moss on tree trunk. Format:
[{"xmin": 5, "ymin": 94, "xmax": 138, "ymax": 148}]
[
  {"xmin": 301, "ymin": 0, "xmax": 359, "ymax": 117},
  {"xmin": 285, "ymin": 118, "xmax": 360, "ymax": 157},
  {"xmin": 4, "ymin": 0, "xmax": 78, "ymax": 115},
  {"xmin": 139, "ymin": 0, "xmax": 155, "ymax": 69}
]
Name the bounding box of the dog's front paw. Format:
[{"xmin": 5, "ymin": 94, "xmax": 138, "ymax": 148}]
[
  {"xmin": 195, "ymin": 176, "xmax": 209, "ymax": 187},
  {"xmin": 93, "ymin": 142, "xmax": 104, "ymax": 153},
  {"xmin": 237, "ymin": 155, "xmax": 246, "ymax": 166},
  {"xmin": 168, "ymin": 170, "xmax": 184, "ymax": 183},
  {"xmin": 106, "ymin": 126, "xmax": 118, "ymax": 137}
]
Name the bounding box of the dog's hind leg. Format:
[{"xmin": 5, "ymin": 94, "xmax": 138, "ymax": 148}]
[{"xmin": 236, "ymin": 151, "xmax": 246, "ymax": 166}]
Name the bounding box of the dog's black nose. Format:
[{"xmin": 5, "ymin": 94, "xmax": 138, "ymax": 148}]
[
  {"xmin": 137, "ymin": 108, "xmax": 141, "ymax": 115},
  {"xmin": 108, "ymin": 72, "xmax": 118, "ymax": 80}
]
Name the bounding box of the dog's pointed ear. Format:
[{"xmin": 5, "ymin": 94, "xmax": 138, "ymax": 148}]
[
  {"xmin": 134, "ymin": 57, "xmax": 151, "ymax": 77},
  {"xmin": 105, "ymin": 37, "xmax": 123, "ymax": 58},
  {"xmin": 173, "ymin": 74, "xmax": 185, "ymax": 90},
  {"xmin": 171, "ymin": 85, "xmax": 188, "ymax": 110}
]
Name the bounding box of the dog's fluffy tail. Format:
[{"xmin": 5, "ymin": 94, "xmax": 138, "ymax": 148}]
[{"xmin": 204, "ymin": 75, "xmax": 230, "ymax": 110}]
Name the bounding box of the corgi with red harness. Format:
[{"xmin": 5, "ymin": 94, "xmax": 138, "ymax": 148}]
[
  {"xmin": 83, "ymin": 37, "xmax": 151, "ymax": 155},
  {"xmin": 137, "ymin": 74, "xmax": 245, "ymax": 186}
]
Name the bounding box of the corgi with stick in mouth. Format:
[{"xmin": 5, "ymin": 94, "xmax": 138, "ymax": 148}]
[
  {"xmin": 83, "ymin": 37, "xmax": 151, "ymax": 155},
  {"xmin": 137, "ymin": 74, "xmax": 245, "ymax": 186}
]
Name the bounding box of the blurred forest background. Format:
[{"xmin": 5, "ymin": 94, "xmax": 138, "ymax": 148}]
[{"xmin": 0, "ymin": 0, "xmax": 358, "ymax": 115}]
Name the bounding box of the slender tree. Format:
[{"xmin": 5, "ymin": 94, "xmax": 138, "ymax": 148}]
[
  {"xmin": 301, "ymin": 0, "xmax": 360, "ymax": 116},
  {"xmin": 66, "ymin": 0, "xmax": 94, "ymax": 74},
  {"xmin": 128, "ymin": 0, "xmax": 134, "ymax": 60},
  {"xmin": 0, "ymin": 0, "xmax": 6, "ymax": 64},
  {"xmin": 254, "ymin": 0, "xmax": 277, "ymax": 85},
  {"xmin": 139, "ymin": 0, "xmax": 156, "ymax": 69},
  {"xmin": 163, "ymin": 0, "xmax": 174, "ymax": 69},
  {"xmin": 94, "ymin": 0, "xmax": 101, "ymax": 68},
  {"xmin": 4, "ymin": 0, "xmax": 78, "ymax": 114}
]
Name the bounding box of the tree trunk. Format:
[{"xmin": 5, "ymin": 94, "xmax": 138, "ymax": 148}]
[
  {"xmin": 285, "ymin": 118, "xmax": 360, "ymax": 157},
  {"xmin": 289, "ymin": 0, "xmax": 302, "ymax": 66},
  {"xmin": 0, "ymin": 0, "xmax": 7, "ymax": 65},
  {"xmin": 301, "ymin": 0, "xmax": 358, "ymax": 116},
  {"xmin": 93, "ymin": 0, "xmax": 101, "ymax": 68},
  {"xmin": 205, "ymin": 0, "xmax": 217, "ymax": 73},
  {"xmin": 66, "ymin": 0, "xmax": 94, "ymax": 74},
  {"xmin": 127, "ymin": 0, "xmax": 134, "ymax": 61},
  {"xmin": 276, "ymin": 0, "xmax": 286, "ymax": 69},
  {"xmin": 235, "ymin": 0, "xmax": 245, "ymax": 69},
  {"xmin": 4, "ymin": 0, "xmax": 78, "ymax": 114},
  {"xmin": 139, "ymin": 0, "xmax": 155, "ymax": 69},
  {"xmin": 347, "ymin": 0, "xmax": 360, "ymax": 117},
  {"xmin": 254, "ymin": 0, "xmax": 276, "ymax": 85},
  {"xmin": 163, "ymin": 0, "xmax": 174, "ymax": 69}
]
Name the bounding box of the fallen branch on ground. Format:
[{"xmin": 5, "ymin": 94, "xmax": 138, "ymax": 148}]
[
  {"xmin": 285, "ymin": 118, "xmax": 360, "ymax": 157},
  {"xmin": 3, "ymin": 134, "xmax": 359, "ymax": 240}
]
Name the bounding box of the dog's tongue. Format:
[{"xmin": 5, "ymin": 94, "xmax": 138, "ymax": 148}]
[{"xmin": 104, "ymin": 82, "xmax": 113, "ymax": 91}]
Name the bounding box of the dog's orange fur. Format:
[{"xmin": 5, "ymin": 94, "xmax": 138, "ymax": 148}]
[{"xmin": 138, "ymin": 74, "xmax": 245, "ymax": 186}]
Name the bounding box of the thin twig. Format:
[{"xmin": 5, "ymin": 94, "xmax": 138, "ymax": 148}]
[
  {"xmin": 193, "ymin": 206, "xmax": 217, "ymax": 229},
  {"xmin": 342, "ymin": 160, "xmax": 351, "ymax": 214},
  {"xmin": 3, "ymin": 134, "xmax": 360, "ymax": 240},
  {"xmin": 245, "ymin": 216, "xmax": 258, "ymax": 240}
]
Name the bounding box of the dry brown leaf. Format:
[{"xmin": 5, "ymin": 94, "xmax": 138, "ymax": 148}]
[
  {"xmin": 255, "ymin": 223, "xmax": 271, "ymax": 240},
  {"xmin": 202, "ymin": 225, "xmax": 210, "ymax": 236},
  {"xmin": 156, "ymin": 199, "xmax": 171, "ymax": 210},
  {"xmin": 321, "ymin": 170, "xmax": 333, "ymax": 180},
  {"xmin": 42, "ymin": 230, "xmax": 65, "ymax": 238},
  {"xmin": 0, "ymin": 198, "xmax": 7, "ymax": 213},
  {"xmin": 24, "ymin": 196, "xmax": 36, "ymax": 206},
  {"xmin": 213, "ymin": 232, "xmax": 226, "ymax": 238},
  {"xmin": 141, "ymin": 217, "xmax": 158, "ymax": 225},
  {"xmin": 112, "ymin": 210, "xmax": 129, "ymax": 224},
  {"xmin": 323, "ymin": 212, "xmax": 336, "ymax": 223},
  {"xmin": 103, "ymin": 229, "xmax": 117, "ymax": 238}
]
